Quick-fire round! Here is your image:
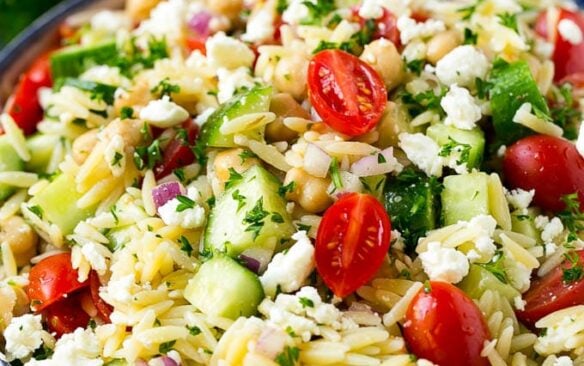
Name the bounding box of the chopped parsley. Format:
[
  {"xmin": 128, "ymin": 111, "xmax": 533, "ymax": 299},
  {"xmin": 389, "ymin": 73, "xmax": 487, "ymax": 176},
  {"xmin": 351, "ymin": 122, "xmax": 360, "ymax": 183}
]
[
  {"xmin": 225, "ymin": 168, "xmax": 244, "ymax": 190},
  {"xmin": 400, "ymin": 87, "xmax": 447, "ymax": 117},
  {"xmin": 28, "ymin": 205, "xmax": 44, "ymax": 219},
  {"xmin": 463, "ymin": 28, "xmax": 478, "ymax": 45},
  {"xmin": 232, "ymin": 190, "xmax": 247, "ymax": 212},
  {"xmin": 187, "ymin": 325, "xmax": 201, "ymax": 336},
  {"xmin": 377, "ymin": 153, "xmax": 387, "ymax": 164},
  {"xmin": 244, "ymin": 198, "xmax": 270, "ymax": 240},
  {"xmin": 299, "ymin": 297, "xmax": 314, "ymax": 308},
  {"xmin": 114, "ymin": 37, "xmax": 169, "ymax": 77},
  {"xmin": 278, "ymin": 181, "xmax": 296, "ymax": 197},
  {"xmin": 158, "ymin": 340, "xmax": 176, "ymax": 354},
  {"xmin": 406, "ymin": 59, "xmax": 425, "ymax": 75},
  {"xmin": 276, "ymin": 0, "xmax": 288, "ymax": 14},
  {"xmin": 110, "ymin": 205, "xmax": 120, "ymax": 225},
  {"xmin": 301, "ymin": 0, "xmax": 335, "ymax": 26},
  {"xmin": 498, "ymin": 12, "xmax": 519, "ymax": 33},
  {"xmin": 312, "ymin": 19, "xmax": 375, "ymax": 55},
  {"xmin": 563, "ymin": 251, "xmax": 584, "ymax": 284},
  {"xmin": 179, "ymin": 235, "xmax": 193, "ymax": 256},
  {"xmin": 438, "ymin": 137, "xmax": 472, "ymax": 165},
  {"xmin": 271, "ymin": 212, "xmax": 285, "ymax": 223},
  {"xmin": 239, "ymin": 149, "xmax": 257, "ymax": 163},
  {"xmin": 55, "ymin": 78, "xmax": 117, "ymax": 105},
  {"xmin": 111, "ymin": 151, "xmax": 123, "ymax": 167},
  {"xmin": 176, "ymin": 195, "xmax": 196, "ymax": 212},
  {"xmin": 550, "ymin": 83, "xmax": 581, "ymax": 139},
  {"xmin": 151, "ymin": 77, "xmax": 181, "ymax": 98},
  {"xmin": 557, "ymin": 193, "xmax": 584, "ymax": 243},
  {"xmin": 297, "ymin": 223, "xmax": 312, "ymax": 232},
  {"xmin": 120, "ymin": 106, "xmax": 134, "ymax": 119},
  {"xmin": 457, "ymin": 0, "xmax": 484, "ymax": 20},
  {"xmin": 329, "ymin": 157, "xmax": 343, "ymax": 192},
  {"xmin": 275, "ymin": 346, "xmax": 300, "ymax": 366},
  {"xmin": 475, "ymin": 77, "xmax": 494, "ymax": 100},
  {"xmin": 133, "ymin": 139, "xmax": 162, "ymax": 170},
  {"xmin": 173, "ymin": 167, "xmax": 186, "ymax": 182},
  {"xmin": 479, "ymin": 251, "xmax": 509, "ymax": 284}
]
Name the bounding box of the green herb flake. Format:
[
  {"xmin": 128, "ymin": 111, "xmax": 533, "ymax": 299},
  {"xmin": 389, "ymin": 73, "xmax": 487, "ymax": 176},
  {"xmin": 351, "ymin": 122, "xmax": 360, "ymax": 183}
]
[
  {"xmin": 271, "ymin": 212, "xmax": 285, "ymax": 223},
  {"xmin": 111, "ymin": 151, "xmax": 123, "ymax": 167},
  {"xmin": 329, "ymin": 157, "xmax": 343, "ymax": 191},
  {"xmin": 563, "ymin": 251, "xmax": 584, "ymax": 284},
  {"xmin": 558, "ymin": 193, "xmax": 584, "ymax": 243},
  {"xmin": 151, "ymin": 77, "xmax": 181, "ymax": 98},
  {"xmin": 176, "ymin": 195, "xmax": 196, "ymax": 212},
  {"xmin": 301, "ymin": 0, "xmax": 335, "ymax": 26},
  {"xmin": 406, "ymin": 59, "xmax": 425, "ymax": 75},
  {"xmin": 498, "ymin": 12, "xmax": 519, "ymax": 33},
  {"xmin": 158, "ymin": 340, "xmax": 176, "ymax": 354},
  {"xmin": 120, "ymin": 106, "xmax": 134, "ymax": 119},
  {"xmin": 463, "ymin": 28, "xmax": 478, "ymax": 45},
  {"xmin": 275, "ymin": 346, "xmax": 300, "ymax": 366},
  {"xmin": 299, "ymin": 297, "xmax": 314, "ymax": 308},
  {"xmin": 225, "ymin": 168, "xmax": 244, "ymax": 190},
  {"xmin": 479, "ymin": 251, "xmax": 509, "ymax": 284},
  {"xmin": 244, "ymin": 198, "xmax": 270, "ymax": 240},
  {"xmin": 187, "ymin": 325, "xmax": 202, "ymax": 336},
  {"xmin": 276, "ymin": 0, "xmax": 288, "ymax": 14},
  {"xmin": 239, "ymin": 149, "xmax": 258, "ymax": 163},
  {"xmin": 438, "ymin": 137, "xmax": 472, "ymax": 165},
  {"xmin": 278, "ymin": 181, "xmax": 296, "ymax": 198},
  {"xmin": 179, "ymin": 235, "xmax": 193, "ymax": 256},
  {"xmin": 28, "ymin": 205, "xmax": 44, "ymax": 219},
  {"xmin": 232, "ymin": 189, "xmax": 247, "ymax": 212}
]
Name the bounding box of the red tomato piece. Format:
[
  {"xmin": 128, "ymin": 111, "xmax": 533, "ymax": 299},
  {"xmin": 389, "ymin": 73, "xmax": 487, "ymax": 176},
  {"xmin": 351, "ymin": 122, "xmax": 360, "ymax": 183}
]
[
  {"xmin": 43, "ymin": 292, "xmax": 90, "ymax": 337},
  {"xmin": 154, "ymin": 118, "xmax": 200, "ymax": 179},
  {"xmin": 89, "ymin": 271, "xmax": 113, "ymax": 323},
  {"xmin": 27, "ymin": 253, "xmax": 88, "ymax": 312},
  {"xmin": 315, "ymin": 193, "xmax": 391, "ymax": 297},
  {"xmin": 186, "ymin": 36, "xmax": 207, "ymax": 55},
  {"xmin": 517, "ymin": 250, "xmax": 584, "ymax": 329},
  {"xmin": 308, "ymin": 50, "xmax": 387, "ymax": 137},
  {"xmin": 503, "ymin": 135, "xmax": 584, "ymax": 212},
  {"xmin": 535, "ymin": 8, "xmax": 584, "ymax": 81},
  {"xmin": 6, "ymin": 52, "xmax": 53, "ymax": 135},
  {"xmin": 403, "ymin": 281, "xmax": 491, "ymax": 366},
  {"xmin": 352, "ymin": 7, "xmax": 400, "ymax": 46}
]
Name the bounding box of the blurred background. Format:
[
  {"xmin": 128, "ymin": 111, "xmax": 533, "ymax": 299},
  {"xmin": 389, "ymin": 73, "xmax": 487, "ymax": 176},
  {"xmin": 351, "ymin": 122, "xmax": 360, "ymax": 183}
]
[{"xmin": 0, "ymin": 0, "xmax": 63, "ymax": 48}]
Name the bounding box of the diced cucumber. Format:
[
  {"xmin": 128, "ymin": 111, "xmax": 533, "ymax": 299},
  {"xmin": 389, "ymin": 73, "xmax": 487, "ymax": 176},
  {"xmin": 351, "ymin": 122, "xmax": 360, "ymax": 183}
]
[
  {"xmin": 204, "ymin": 165, "xmax": 295, "ymax": 257},
  {"xmin": 198, "ymin": 86, "xmax": 272, "ymax": 148},
  {"xmin": 458, "ymin": 264, "xmax": 520, "ymax": 302},
  {"xmin": 54, "ymin": 78, "xmax": 117, "ymax": 105},
  {"xmin": 50, "ymin": 40, "xmax": 118, "ymax": 79},
  {"xmin": 184, "ymin": 256, "xmax": 264, "ymax": 319},
  {"xmin": 25, "ymin": 134, "xmax": 61, "ymax": 173},
  {"xmin": 360, "ymin": 175, "xmax": 386, "ymax": 201},
  {"xmin": 489, "ymin": 59, "xmax": 550, "ymax": 145},
  {"xmin": 0, "ymin": 136, "xmax": 24, "ymax": 201},
  {"xmin": 426, "ymin": 123, "xmax": 485, "ymax": 170},
  {"xmin": 383, "ymin": 168, "xmax": 441, "ymax": 251},
  {"xmin": 441, "ymin": 172, "xmax": 489, "ymax": 225},
  {"xmin": 104, "ymin": 359, "xmax": 128, "ymax": 366},
  {"xmin": 511, "ymin": 208, "xmax": 541, "ymax": 243},
  {"xmin": 26, "ymin": 174, "xmax": 97, "ymax": 235}
]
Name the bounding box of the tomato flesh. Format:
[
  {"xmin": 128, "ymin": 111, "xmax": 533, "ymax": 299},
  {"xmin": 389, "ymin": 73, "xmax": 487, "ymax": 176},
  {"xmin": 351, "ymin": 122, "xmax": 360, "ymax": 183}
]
[
  {"xmin": 27, "ymin": 253, "xmax": 88, "ymax": 312},
  {"xmin": 43, "ymin": 292, "xmax": 90, "ymax": 337},
  {"xmin": 6, "ymin": 52, "xmax": 53, "ymax": 135},
  {"xmin": 503, "ymin": 135, "xmax": 584, "ymax": 212},
  {"xmin": 89, "ymin": 271, "xmax": 113, "ymax": 322},
  {"xmin": 517, "ymin": 250, "xmax": 584, "ymax": 329},
  {"xmin": 315, "ymin": 193, "xmax": 391, "ymax": 297},
  {"xmin": 403, "ymin": 281, "xmax": 491, "ymax": 366},
  {"xmin": 154, "ymin": 118, "xmax": 200, "ymax": 179},
  {"xmin": 308, "ymin": 50, "xmax": 387, "ymax": 137},
  {"xmin": 535, "ymin": 8, "xmax": 584, "ymax": 81}
]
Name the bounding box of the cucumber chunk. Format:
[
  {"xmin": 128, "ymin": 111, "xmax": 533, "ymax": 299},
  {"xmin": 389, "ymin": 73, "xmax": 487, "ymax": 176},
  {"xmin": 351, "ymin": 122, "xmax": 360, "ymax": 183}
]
[
  {"xmin": 198, "ymin": 86, "xmax": 272, "ymax": 148},
  {"xmin": 489, "ymin": 59, "xmax": 550, "ymax": 145},
  {"xmin": 0, "ymin": 136, "xmax": 24, "ymax": 201},
  {"xmin": 25, "ymin": 134, "xmax": 61, "ymax": 173},
  {"xmin": 361, "ymin": 175, "xmax": 386, "ymax": 201},
  {"xmin": 26, "ymin": 174, "xmax": 97, "ymax": 235},
  {"xmin": 458, "ymin": 264, "xmax": 520, "ymax": 302},
  {"xmin": 383, "ymin": 168, "xmax": 441, "ymax": 251},
  {"xmin": 511, "ymin": 208, "xmax": 541, "ymax": 243},
  {"xmin": 50, "ymin": 40, "xmax": 118, "ymax": 79},
  {"xmin": 426, "ymin": 123, "xmax": 485, "ymax": 170},
  {"xmin": 442, "ymin": 172, "xmax": 490, "ymax": 225},
  {"xmin": 184, "ymin": 256, "xmax": 264, "ymax": 319},
  {"xmin": 205, "ymin": 165, "xmax": 295, "ymax": 257}
]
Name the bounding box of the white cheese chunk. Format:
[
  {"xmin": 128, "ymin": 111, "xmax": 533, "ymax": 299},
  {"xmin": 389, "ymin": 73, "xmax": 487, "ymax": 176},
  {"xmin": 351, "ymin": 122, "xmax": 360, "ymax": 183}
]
[
  {"xmin": 139, "ymin": 96, "xmax": 189, "ymax": 128},
  {"xmin": 558, "ymin": 19, "xmax": 583, "ymax": 45},
  {"xmin": 206, "ymin": 32, "xmax": 256, "ymax": 69},
  {"xmin": 4, "ymin": 314, "xmax": 53, "ymax": 361},
  {"xmin": 436, "ymin": 46, "xmax": 489, "ymax": 87},
  {"xmin": 441, "ymin": 85, "xmax": 482, "ymax": 130},
  {"xmin": 397, "ymin": 15, "xmax": 445, "ymax": 45},
  {"xmin": 399, "ymin": 133, "xmax": 443, "ymax": 177},
  {"xmin": 419, "ymin": 242, "xmax": 469, "ymax": 283}
]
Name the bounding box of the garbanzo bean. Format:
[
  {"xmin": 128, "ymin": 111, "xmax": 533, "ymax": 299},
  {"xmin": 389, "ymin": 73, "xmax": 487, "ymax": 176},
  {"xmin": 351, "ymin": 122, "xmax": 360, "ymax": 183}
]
[
  {"xmin": 266, "ymin": 93, "xmax": 310, "ymax": 142},
  {"xmin": 0, "ymin": 216, "xmax": 38, "ymax": 267},
  {"xmin": 426, "ymin": 30, "xmax": 461, "ymax": 65},
  {"xmin": 360, "ymin": 39, "xmax": 404, "ymax": 91},
  {"xmin": 214, "ymin": 148, "xmax": 260, "ymax": 185},
  {"xmin": 72, "ymin": 129, "xmax": 99, "ymax": 164},
  {"xmin": 126, "ymin": 0, "xmax": 161, "ymax": 22},
  {"xmin": 284, "ymin": 168, "xmax": 332, "ymax": 213}
]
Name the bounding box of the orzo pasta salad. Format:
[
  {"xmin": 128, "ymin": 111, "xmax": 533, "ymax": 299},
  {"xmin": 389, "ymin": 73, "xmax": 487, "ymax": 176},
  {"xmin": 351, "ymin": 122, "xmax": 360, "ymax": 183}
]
[{"xmin": 1, "ymin": 0, "xmax": 584, "ymax": 365}]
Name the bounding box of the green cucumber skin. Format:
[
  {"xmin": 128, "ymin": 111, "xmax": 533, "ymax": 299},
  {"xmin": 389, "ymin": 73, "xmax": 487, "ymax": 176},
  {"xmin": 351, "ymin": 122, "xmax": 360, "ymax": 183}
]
[
  {"xmin": 50, "ymin": 40, "xmax": 118, "ymax": 79},
  {"xmin": 184, "ymin": 256, "xmax": 264, "ymax": 319},
  {"xmin": 383, "ymin": 168, "xmax": 441, "ymax": 251},
  {"xmin": 441, "ymin": 172, "xmax": 490, "ymax": 225},
  {"xmin": 0, "ymin": 136, "xmax": 24, "ymax": 201},
  {"xmin": 458, "ymin": 264, "xmax": 520, "ymax": 302},
  {"xmin": 204, "ymin": 165, "xmax": 295, "ymax": 257},
  {"xmin": 489, "ymin": 60, "xmax": 549, "ymax": 146},
  {"xmin": 198, "ymin": 86, "xmax": 272, "ymax": 148},
  {"xmin": 25, "ymin": 134, "xmax": 61, "ymax": 173},
  {"xmin": 426, "ymin": 124, "xmax": 486, "ymax": 170},
  {"xmin": 27, "ymin": 174, "xmax": 97, "ymax": 235},
  {"xmin": 511, "ymin": 208, "xmax": 541, "ymax": 244}
]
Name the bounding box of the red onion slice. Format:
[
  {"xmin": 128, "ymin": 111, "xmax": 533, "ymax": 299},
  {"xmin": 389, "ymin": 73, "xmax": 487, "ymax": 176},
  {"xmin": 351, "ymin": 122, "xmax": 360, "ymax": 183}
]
[
  {"xmin": 160, "ymin": 356, "xmax": 179, "ymax": 366},
  {"xmin": 152, "ymin": 181, "xmax": 186, "ymax": 209},
  {"xmin": 188, "ymin": 11, "xmax": 212, "ymax": 38},
  {"xmin": 350, "ymin": 147, "xmax": 402, "ymax": 177},
  {"xmin": 239, "ymin": 248, "xmax": 273, "ymax": 274}
]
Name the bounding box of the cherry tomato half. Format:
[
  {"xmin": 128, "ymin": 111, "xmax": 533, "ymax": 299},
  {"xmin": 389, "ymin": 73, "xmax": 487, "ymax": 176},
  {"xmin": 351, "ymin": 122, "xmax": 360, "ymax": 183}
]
[
  {"xmin": 352, "ymin": 7, "xmax": 400, "ymax": 46},
  {"xmin": 307, "ymin": 49, "xmax": 387, "ymax": 137},
  {"xmin": 403, "ymin": 281, "xmax": 491, "ymax": 366},
  {"xmin": 186, "ymin": 36, "xmax": 207, "ymax": 55},
  {"xmin": 154, "ymin": 118, "xmax": 200, "ymax": 179},
  {"xmin": 517, "ymin": 250, "xmax": 584, "ymax": 329},
  {"xmin": 503, "ymin": 135, "xmax": 584, "ymax": 212},
  {"xmin": 315, "ymin": 193, "xmax": 391, "ymax": 297},
  {"xmin": 5, "ymin": 52, "xmax": 53, "ymax": 135},
  {"xmin": 27, "ymin": 253, "xmax": 88, "ymax": 312},
  {"xmin": 89, "ymin": 271, "xmax": 113, "ymax": 322},
  {"xmin": 43, "ymin": 292, "xmax": 90, "ymax": 337},
  {"xmin": 535, "ymin": 8, "xmax": 584, "ymax": 81}
]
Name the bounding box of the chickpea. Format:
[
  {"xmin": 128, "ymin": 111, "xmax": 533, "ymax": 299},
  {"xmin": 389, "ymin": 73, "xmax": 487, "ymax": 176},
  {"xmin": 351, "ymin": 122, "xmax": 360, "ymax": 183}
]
[
  {"xmin": 114, "ymin": 81, "xmax": 152, "ymax": 117},
  {"xmin": 0, "ymin": 216, "xmax": 38, "ymax": 267},
  {"xmin": 126, "ymin": 0, "xmax": 161, "ymax": 22},
  {"xmin": 426, "ymin": 31, "xmax": 461, "ymax": 65},
  {"xmin": 360, "ymin": 39, "xmax": 404, "ymax": 91},
  {"xmin": 284, "ymin": 168, "xmax": 332, "ymax": 213},
  {"xmin": 72, "ymin": 129, "xmax": 98, "ymax": 164},
  {"xmin": 273, "ymin": 55, "xmax": 309, "ymax": 100},
  {"xmin": 213, "ymin": 148, "xmax": 260, "ymax": 185},
  {"xmin": 266, "ymin": 93, "xmax": 309, "ymax": 142},
  {"xmin": 102, "ymin": 118, "xmax": 145, "ymax": 149},
  {"xmin": 205, "ymin": 0, "xmax": 243, "ymax": 20}
]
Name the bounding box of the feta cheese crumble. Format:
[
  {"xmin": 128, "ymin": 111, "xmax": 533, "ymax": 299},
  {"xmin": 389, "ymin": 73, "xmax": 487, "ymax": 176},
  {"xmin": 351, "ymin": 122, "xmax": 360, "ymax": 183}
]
[
  {"xmin": 242, "ymin": 5, "xmax": 276, "ymax": 43},
  {"xmin": 158, "ymin": 187, "xmax": 206, "ymax": 229},
  {"xmin": 282, "ymin": 0, "xmax": 310, "ymax": 25},
  {"xmin": 27, "ymin": 328, "xmax": 102, "ymax": 366},
  {"xmin": 577, "ymin": 122, "xmax": 584, "ymax": 159},
  {"xmin": 4, "ymin": 314, "xmax": 53, "ymax": 361},
  {"xmin": 397, "ymin": 16, "xmax": 446, "ymax": 45},
  {"xmin": 506, "ymin": 188, "xmax": 535, "ymax": 210},
  {"xmin": 260, "ymin": 231, "xmax": 316, "ymax": 297},
  {"xmin": 535, "ymin": 216, "xmax": 564, "ymax": 244},
  {"xmin": 90, "ymin": 10, "xmax": 130, "ymax": 33},
  {"xmin": 419, "ymin": 242, "xmax": 469, "ymax": 283},
  {"xmin": 359, "ymin": 0, "xmax": 385, "ymax": 19},
  {"xmin": 398, "ymin": 133, "xmax": 443, "ymax": 177},
  {"xmin": 139, "ymin": 96, "xmax": 189, "ymax": 128},
  {"xmin": 436, "ymin": 46, "xmax": 489, "ymax": 87},
  {"xmin": 206, "ymin": 32, "xmax": 255, "ymax": 69},
  {"xmin": 441, "ymin": 85, "xmax": 482, "ymax": 130},
  {"xmin": 558, "ymin": 19, "xmax": 583, "ymax": 45}
]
